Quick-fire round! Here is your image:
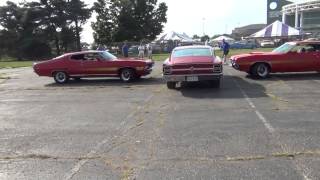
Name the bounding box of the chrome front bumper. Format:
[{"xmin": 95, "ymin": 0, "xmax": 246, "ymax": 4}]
[
  {"xmin": 163, "ymin": 73, "xmax": 223, "ymax": 82},
  {"xmin": 230, "ymin": 59, "xmax": 240, "ymax": 70}
]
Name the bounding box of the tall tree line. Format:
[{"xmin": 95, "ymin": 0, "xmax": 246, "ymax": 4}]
[
  {"xmin": 0, "ymin": 0, "xmax": 168, "ymax": 60},
  {"xmin": 0, "ymin": 0, "xmax": 91, "ymax": 60},
  {"xmin": 92, "ymin": 0, "xmax": 168, "ymax": 45}
]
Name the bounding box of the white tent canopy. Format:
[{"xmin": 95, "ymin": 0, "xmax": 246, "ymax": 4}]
[
  {"xmin": 250, "ymin": 20, "xmax": 301, "ymax": 38},
  {"xmin": 156, "ymin": 31, "xmax": 194, "ymax": 43},
  {"xmin": 211, "ymin": 35, "xmax": 235, "ymax": 42}
]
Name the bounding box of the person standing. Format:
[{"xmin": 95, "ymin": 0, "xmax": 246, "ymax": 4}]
[
  {"xmin": 97, "ymin": 44, "xmax": 106, "ymax": 51},
  {"xmin": 221, "ymin": 39, "xmax": 230, "ymax": 64},
  {"xmin": 146, "ymin": 43, "xmax": 153, "ymax": 59},
  {"xmin": 138, "ymin": 43, "xmax": 145, "ymax": 59},
  {"xmin": 122, "ymin": 41, "xmax": 129, "ymax": 57}
]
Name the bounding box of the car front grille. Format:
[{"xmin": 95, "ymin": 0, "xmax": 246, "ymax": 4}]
[{"xmin": 213, "ymin": 64, "xmax": 222, "ymax": 73}]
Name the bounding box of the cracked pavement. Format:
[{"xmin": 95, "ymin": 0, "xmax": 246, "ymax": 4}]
[{"xmin": 0, "ymin": 63, "xmax": 320, "ymax": 179}]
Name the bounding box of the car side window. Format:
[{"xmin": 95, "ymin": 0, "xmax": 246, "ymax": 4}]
[
  {"xmin": 84, "ymin": 53, "xmax": 99, "ymax": 61},
  {"xmin": 291, "ymin": 45, "xmax": 313, "ymax": 53},
  {"xmin": 70, "ymin": 54, "xmax": 85, "ymax": 60}
]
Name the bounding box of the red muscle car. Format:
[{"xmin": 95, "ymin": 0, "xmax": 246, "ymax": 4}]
[
  {"xmin": 33, "ymin": 51, "xmax": 154, "ymax": 83},
  {"xmin": 163, "ymin": 46, "xmax": 223, "ymax": 89},
  {"xmin": 231, "ymin": 41, "xmax": 320, "ymax": 78}
]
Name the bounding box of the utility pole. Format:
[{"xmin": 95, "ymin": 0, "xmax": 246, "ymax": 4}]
[{"xmin": 202, "ymin": 18, "xmax": 206, "ymax": 36}]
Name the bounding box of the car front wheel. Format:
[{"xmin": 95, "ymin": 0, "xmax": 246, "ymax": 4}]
[
  {"xmin": 120, "ymin": 68, "xmax": 135, "ymax": 82},
  {"xmin": 253, "ymin": 63, "xmax": 270, "ymax": 78},
  {"xmin": 53, "ymin": 71, "xmax": 69, "ymax": 84}
]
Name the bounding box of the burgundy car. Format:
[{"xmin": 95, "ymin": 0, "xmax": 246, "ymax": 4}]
[
  {"xmin": 33, "ymin": 51, "xmax": 154, "ymax": 83},
  {"xmin": 231, "ymin": 41, "xmax": 320, "ymax": 78},
  {"xmin": 163, "ymin": 46, "xmax": 223, "ymax": 89}
]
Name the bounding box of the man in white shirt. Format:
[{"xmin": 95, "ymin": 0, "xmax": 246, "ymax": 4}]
[
  {"xmin": 146, "ymin": 44, "xmax": 153, "ymax": 59},
  {"xmin": 138, "ymin": 44, "xmax": 145, "ymax": 59}
]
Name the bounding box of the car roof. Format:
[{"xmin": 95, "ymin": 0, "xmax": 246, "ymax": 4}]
[
  {"xmin": 64, "ymin": 50, "xmax": 105, "ymax": 56},
  {"xmin": 293, "ymin": 41, "xmax": 320, "ymax": 45},
  {"xmin": 173, "ymin": 45, "xmax": 212, "ymax": 51}
]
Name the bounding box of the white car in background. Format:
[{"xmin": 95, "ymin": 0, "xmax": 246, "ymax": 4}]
[{"xmin": 260, "ymin": 40, "xmax": 275, "ymax": 48}]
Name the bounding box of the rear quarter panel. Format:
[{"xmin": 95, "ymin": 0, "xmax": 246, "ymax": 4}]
[{"xmin": 34, "ymin": 58, "xmax": 68, "ymax": 77}]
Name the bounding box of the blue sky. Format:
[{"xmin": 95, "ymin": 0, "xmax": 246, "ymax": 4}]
[{"xmin": 1, "ymin": 0, "xmax": 306, "ymax": 43}]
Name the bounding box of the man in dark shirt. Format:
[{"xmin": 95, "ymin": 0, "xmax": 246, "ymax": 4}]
[
  {"xmin": 122, "ymin": 41, "xmax": 129, "ymax": 57},
  {"xmin": 221, "ymin": 39, "xmax": 230, "ymax": 64}
]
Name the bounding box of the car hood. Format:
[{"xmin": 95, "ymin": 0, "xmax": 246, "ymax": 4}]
[
  {"xmin": 232, "ymin": 52, "xmax": 275, "ymax": 59},
  {"xmin": 117, "ymin": 58, "xmax": 153, "ymax": 63},
  {"xmin": 171, "ymin": 56, "xmax": 219, "ymax": 65}
]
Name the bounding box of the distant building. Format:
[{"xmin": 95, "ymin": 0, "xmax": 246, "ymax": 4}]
[
  {"xmin": 232, "ymin": 24, "xmax": 266, "ymax": 39},
  {"xmin": 267, "ymin": 0, "xmax": 292, "ymax": 24},
  {"xmin": 282, "ymin": 0, "xmax": 320, "ymax": 36}
]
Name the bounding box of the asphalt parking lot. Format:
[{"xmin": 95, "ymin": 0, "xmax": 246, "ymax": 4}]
[{"xmin": 1, "ymin": 62, "xmax": 320, "ymax": 180}]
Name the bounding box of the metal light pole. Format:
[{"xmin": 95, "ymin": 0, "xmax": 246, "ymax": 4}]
[{"xmin": 202, "ymin": 18, "xmax": 206, "ymax": 36}]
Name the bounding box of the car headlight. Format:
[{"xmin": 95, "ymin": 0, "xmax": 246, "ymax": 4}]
[
  {"xmin": 213, "ymin": 64, "xmax": 222, "ymax": 73},
  {"xmin": 163, "ymin": 66, "xmax": 172, "ymax": 75}
]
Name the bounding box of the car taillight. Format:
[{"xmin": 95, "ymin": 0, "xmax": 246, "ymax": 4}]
[
  {"xmin": 163, "ymin": 66, "xmax": 172, "ymax": 75},
  {"xmin": 213, "ymin": 64, "xmax": 222, "ymax": 73}
]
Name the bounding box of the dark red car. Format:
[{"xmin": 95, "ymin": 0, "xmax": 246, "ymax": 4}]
[
  {"xmin": 163, "ymin": 46, "xmax": 223, "ymax": 89},
  {"xmin": 33, "ymin": 51, "xmax": 154, "ymax": 83},
  {"xmin": 231, "ymin": 41, "xmax": 320, "ymax": 78}
]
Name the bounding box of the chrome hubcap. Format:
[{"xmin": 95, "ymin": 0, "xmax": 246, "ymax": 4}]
[
  {"xmin": 56, "ymin": 72, "xmax": 66, "ymax": 82},
  {"xmin": 257, "ymin": 65, "xmax": 268, "ymax": 77},
  {"xmin": 122, "ymin": 70, "xmax": 131, "ymax": 81}
]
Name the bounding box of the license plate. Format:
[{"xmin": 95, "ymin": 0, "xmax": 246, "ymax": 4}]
[{"xmin": 186, "ymin": 76, "xmax": 198, "ymax": 82}]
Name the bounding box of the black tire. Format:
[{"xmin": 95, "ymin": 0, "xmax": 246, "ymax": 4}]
[
  {"xmin": 252, "ymin": 63, "xmax": 270, "ymax": 79},
  {"xmin": 167, "ymin": 82, "xmax": 176, "ymax": 89},
  {"xmin": 120, "ymin": 68, "xmax": 135, "ymax": 82},
  {"xmin": 53, "ymin": 71, "xmax": 69, "ymax": 84}
]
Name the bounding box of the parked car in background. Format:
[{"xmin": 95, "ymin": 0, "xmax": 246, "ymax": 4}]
[
  {"xmin": 163, "ymin": 46, "xmax": 223, "ymax": 89},
  {"xmin": 128, "ymin": 45, "xmax": 139, "ymax": 55},
  {"xmin": 33, "ymin": 51, "xmax": 154, "ymax": 83},
  {"xmin": 230, "ymin": 41, "xmax": 320, "ymax": 78},
  {"xmin": 260, "ymin": 40, "xmax": 275, "ymax": 48},
  {"xmin": 230, "ymin": 41, "xmax": 257, "ymax": 49}
]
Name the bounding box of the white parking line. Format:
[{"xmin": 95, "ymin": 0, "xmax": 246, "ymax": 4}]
[
  {"xmin": 231, "ymin": 75, "xmax": 275, "ymax": 133},
  {"xmin": 229, "ymin": 71, "xmax": 312, "ymax": 180},
  {"xmin": 63, "ymin": 95, "xmax": 154, "ymax": 180}
]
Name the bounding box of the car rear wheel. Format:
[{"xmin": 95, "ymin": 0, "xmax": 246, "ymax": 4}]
[
  {"xmin": 167, "ymin": 82, "xmax": 176, "ymax": 89},
  {"xmin": 54, "ymin": 71, "xmax": 69, "ymax": 84},
  {"xmin": 120, "ymin": 68, "xmax": 135, "ymax": 82},
  {"xmin": 252, "ymin": 63, "xmax": 270, "ymax": 78}
]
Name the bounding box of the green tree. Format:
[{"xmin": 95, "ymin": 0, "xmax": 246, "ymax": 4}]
[
  {"xmin": 91, "ymin": 0, "xmax": 116, "ymax": 45},
  {"xmin": 92, "ymin": 0, "xmax": 168, "ymax": 44},
  {"xmin": 201, "ymin": 35, "xmax": 210, "ymax": 42},
  {"xmin": 36, "ymin": 0, "xmax": 68, "ymax": 55},
  {"xmin": 66, "ymin": 0, "xmax": 91, "ymax": 51},
  {"xmin": 0, "ymin": 1, "xmax": 51, "ymax": 59},
  {"xmin": 192, "ymin": 34, "xmax": 200, "ymax": 39}
]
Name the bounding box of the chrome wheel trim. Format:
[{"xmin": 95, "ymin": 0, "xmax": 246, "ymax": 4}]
[
  {"xmin": 257, "ymin": 64, "xmax": 268, "ymax": 77},
  {"xmin": 56, "ymin": 72, "xmax": 66, "ymax": 83},
  {"xmin": 121, "ymin": 70, "xmax": 131, "ymax": 81}
]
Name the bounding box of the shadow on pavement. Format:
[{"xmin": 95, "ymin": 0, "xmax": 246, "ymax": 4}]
[
  {"xmin": 180, "ymin": 75, "xmax": 268, "ymax": 99},
  {"xmin": 45, "ymin": 77, "xmax": 164, "ymax": 87},
  {"xmin": 245, "ymin": 72, "xmax": 320, "ymax": 81},
  {"xmin": 271, "ymin": 72, "xmax": 320, "ymax": 81}
]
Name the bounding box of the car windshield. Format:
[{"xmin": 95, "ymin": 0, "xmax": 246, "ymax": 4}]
[
  {"xmin": 99, "ymin": 51, "xmax": 117, "ymax": 60},
  {"xmin": 272, "ymin": 42, "xmax": 296, "ymax": 53},
  {"xmin": 172, "ymin": 48, "xmax": 213, "ymax": 58}
]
